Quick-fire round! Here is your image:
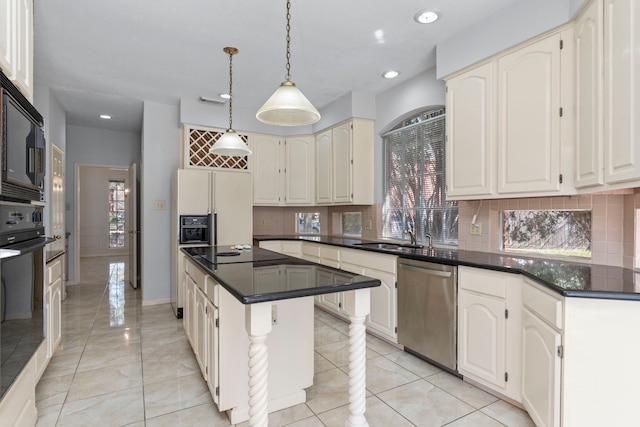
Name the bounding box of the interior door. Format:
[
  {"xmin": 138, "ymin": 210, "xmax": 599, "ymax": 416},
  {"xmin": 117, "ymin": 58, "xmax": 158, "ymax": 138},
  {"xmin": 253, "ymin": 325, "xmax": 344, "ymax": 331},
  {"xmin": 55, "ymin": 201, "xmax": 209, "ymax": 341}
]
[{"xmin": 128, "ymin": 163, "xmax": 138, "ymax": 289}]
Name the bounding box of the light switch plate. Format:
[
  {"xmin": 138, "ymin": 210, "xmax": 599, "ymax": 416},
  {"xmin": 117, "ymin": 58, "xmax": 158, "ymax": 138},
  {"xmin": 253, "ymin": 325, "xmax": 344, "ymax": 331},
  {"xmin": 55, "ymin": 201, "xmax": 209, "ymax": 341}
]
[{"xmin": 154, "ymin": 200, "xmax": 166, "ymax": 210}]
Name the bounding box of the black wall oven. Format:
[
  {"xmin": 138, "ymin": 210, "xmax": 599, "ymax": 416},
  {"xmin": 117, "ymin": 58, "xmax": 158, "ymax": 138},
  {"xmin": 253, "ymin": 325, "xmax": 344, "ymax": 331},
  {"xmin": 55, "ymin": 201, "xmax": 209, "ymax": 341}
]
[
  {"xmin": 0, "ymin": 71, "xmax": 45, "ymax": 203},
  {"xmin": 0, "ymin": 201, "xmax": 52, "ymax": 399}
]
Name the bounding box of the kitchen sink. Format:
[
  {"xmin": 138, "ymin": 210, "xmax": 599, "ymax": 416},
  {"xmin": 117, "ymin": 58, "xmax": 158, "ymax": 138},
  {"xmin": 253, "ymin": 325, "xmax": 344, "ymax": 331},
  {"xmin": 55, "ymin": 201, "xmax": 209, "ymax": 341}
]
[{"xmin": 354, "ymin": 242, "xmax": 424, "ymax": 250}]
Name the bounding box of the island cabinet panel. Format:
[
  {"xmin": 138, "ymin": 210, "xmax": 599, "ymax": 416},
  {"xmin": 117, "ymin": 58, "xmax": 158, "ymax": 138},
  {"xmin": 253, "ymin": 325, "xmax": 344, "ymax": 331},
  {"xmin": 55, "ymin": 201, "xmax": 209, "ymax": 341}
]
[
  {"xmin": 457, "ymin": 266, "xmax": 522, "ymax": 401},
  {"xmin": 182, "ymin": 256, "xmax": 313, "ymax": 424}
]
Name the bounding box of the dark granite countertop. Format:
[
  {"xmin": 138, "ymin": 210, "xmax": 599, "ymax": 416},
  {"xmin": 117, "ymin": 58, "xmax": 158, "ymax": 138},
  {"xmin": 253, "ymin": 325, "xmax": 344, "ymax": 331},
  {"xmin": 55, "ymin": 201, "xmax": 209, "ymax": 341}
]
[
  {"xmin": 181, "ymin": 245, "xmax": 381, "ymax": 304},
  {"xmin": 253, "ymin": 235, "xmax": 640, "ymax": 301}
]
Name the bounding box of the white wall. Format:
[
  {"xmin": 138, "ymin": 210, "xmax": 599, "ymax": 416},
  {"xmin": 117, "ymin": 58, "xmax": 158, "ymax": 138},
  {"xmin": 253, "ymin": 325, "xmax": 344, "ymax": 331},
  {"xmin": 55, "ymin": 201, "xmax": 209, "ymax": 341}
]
[
  {"xmin": 65, "ymin": 125, "xmax": 141, "ymax": 283},
  {"xmin": 141, "ymin": 101, "xmax": 180, "ymax": 304},
  {"xmin": 436, "ymin": 0, "xmax": 574, "ymax": 78}
]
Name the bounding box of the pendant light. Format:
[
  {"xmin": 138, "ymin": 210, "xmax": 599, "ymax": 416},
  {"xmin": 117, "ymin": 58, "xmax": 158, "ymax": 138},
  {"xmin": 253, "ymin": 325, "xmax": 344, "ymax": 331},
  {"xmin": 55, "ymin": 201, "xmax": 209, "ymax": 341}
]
[
  {"xmin": 209, "ymin": 47, "xmax": 252, "ymax": 156},
  {"xmin": 256, "ymin": 0, "xmax": 320, "ymax": 126}
]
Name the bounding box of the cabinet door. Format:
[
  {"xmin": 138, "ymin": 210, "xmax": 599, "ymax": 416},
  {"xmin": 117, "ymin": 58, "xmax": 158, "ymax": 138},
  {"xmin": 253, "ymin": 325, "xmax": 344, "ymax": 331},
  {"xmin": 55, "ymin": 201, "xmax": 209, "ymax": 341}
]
[
  {"xmin": 184, "ymin": 274, "xmax": 195, "ymax": 344},
  {"xmin": 522, "ymin": 308, "xmax": 562, "ymax": 427},
  {"xmin": 497, "ymin": 33, "xmax": 562, "ymax": 194},
  {"xmin": 446, "ymin": 62, "xmax": 495, "ymax": 198},
  {"xmin": 363, "ymin": 268, "xmax": 397, "ymax": 342},
  {"xmin": 458, "ymin": 289, "xmax": 506, "ymax": 389},
  {"xmin": 194, "ymin": 285, "xmax": 207, "ymax": 376},
  {"xmin": 14, "ymin": 0, "xmax": 32, "ymax": 99},
  {"xmin": 332, "ymin": 122, "xmax": 353, "ymax": 203},
  {"xmin": 252, "ymin": 134, "xmax": 283, "ymax": 205},
  {"xmin": 315, "ymin": 269, "xmax": 343, "ymax": 314},
  {"xmin": 603, "ymin": 0, "xmax": 640, "ymax": 184},
  {"xmin": 315, "ymin": 129, "xmax": 332, "ymax": 204},
  {"xmin": 0, "ymin": 0, "xmax": 14, "ymax": 79},
  {"xmin": 47, "ymin": 277, "xmax": 62, "ymax": 357},
  {"xmin": 285, "ymin": 136, "xmax": 314, "ymax": 205},
  {"xmin": 176, "ymin": 169, "xmax": 211, "ymax": 215},
  {"xmin": 575, "ymin": 0, "xmax": 604, "ymax": 188},
  {"xmin": 214, "ymin": 171, "xmax": 252, "ymax": 245},
  {"xmin": 205, "ymin": 299, "xmax": 219, "ymax": 404}
]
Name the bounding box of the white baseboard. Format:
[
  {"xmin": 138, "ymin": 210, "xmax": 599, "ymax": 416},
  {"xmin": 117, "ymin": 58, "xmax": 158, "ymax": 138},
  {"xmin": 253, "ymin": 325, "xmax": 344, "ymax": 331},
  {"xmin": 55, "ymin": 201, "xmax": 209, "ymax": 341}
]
[{"xmin": 141, "ymin": 298, "xmax": 171, "ymax": 307}]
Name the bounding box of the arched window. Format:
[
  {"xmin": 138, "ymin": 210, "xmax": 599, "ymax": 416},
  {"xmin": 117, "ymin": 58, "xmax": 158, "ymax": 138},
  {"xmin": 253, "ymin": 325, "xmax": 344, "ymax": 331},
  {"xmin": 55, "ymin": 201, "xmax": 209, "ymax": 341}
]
[{"xmin": 382, "ymin": 108, "xmax": 458, "ymax": 245}]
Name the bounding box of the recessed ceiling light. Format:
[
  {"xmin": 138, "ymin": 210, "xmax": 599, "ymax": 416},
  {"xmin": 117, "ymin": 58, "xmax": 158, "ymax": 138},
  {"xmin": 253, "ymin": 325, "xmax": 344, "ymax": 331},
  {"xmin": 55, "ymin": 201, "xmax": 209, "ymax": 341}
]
[
  {"xmin": 219, "ymin": 93, "xmax": 231, "ymax": 99},
  {"xmin": 99, "ymin": 114, "xmax": 112, "ymax": 120},
  {"xmin": 382, "ymin": 70, "xmax": 399, "ymax": 79},
  {"xmin": 414, "ymin": 10, "xmax": 439, "ymax": 24}
]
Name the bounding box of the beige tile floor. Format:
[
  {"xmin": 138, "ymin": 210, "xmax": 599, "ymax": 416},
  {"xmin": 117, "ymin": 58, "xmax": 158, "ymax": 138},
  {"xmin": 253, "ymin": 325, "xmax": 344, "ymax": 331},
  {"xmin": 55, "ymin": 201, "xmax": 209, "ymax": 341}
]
[{"xmin": 35, "ymin": 256, "xmax": 536, "ymax": 427}]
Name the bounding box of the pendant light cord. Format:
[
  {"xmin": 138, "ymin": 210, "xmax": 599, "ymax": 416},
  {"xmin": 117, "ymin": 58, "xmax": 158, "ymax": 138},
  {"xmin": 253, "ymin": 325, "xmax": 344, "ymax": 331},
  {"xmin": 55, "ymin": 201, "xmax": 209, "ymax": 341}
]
[
  {"xmin": 285, "ymin": 0, "xmax": 292, "ymax": 82},
  {"xmin": 228, "ymin": 49, "xmax": 234, "ymax": 130}
]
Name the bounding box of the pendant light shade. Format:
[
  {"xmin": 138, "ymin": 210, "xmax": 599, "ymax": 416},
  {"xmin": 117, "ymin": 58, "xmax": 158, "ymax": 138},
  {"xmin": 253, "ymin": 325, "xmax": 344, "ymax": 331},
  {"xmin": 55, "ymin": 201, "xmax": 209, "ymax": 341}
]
[
  {"xmin": 210, "ymin": 47, "xmax": 252, "ymax": 156},
  {"xmin": 256, "ymin": 0, "xmax": 320, "ymax": 126},
  {"xmin": 256, "ymin": 81, "xmax": 320, "ymax": 126}
]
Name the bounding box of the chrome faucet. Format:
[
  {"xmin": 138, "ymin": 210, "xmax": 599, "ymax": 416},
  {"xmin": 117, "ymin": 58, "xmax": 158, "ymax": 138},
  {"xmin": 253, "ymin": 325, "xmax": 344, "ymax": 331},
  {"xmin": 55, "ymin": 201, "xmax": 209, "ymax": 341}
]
[
  {"xmin": 424, "ymin": 233, "xmax": 433, "ymax": 250},
  {"xmin": 403, "ymin": 225, "xmax": 417, "ymax": 246}
]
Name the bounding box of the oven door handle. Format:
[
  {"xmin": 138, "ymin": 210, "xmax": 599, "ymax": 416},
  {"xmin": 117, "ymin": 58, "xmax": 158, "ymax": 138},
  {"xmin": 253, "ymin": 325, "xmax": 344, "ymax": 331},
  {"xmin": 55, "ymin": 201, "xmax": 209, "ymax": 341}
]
[{"xmin": 1, "ymin": 236, "xmax": 55, "ymax": 256}]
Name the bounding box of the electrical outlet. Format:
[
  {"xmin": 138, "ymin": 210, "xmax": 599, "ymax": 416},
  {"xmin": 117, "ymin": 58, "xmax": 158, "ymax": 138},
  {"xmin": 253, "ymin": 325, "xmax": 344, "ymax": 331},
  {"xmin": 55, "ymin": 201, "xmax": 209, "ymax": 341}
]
[
  {"xmin": 469, "ymin": 223, "xmax": 482, "ymax": 235},
  {"xmin": 271, "ymin": 305, "xmax": 277, "ymax": 325},
  {"xmin": 154, "ymin": 200, "xmax": 166, "ymax": 210},
  {"xmin": 260, "ymin": 219, "xmax": 266, "ymax": 227},
  {"xmin": 364, "ymin": 219, "xmax": 372, "ymax": 230}
]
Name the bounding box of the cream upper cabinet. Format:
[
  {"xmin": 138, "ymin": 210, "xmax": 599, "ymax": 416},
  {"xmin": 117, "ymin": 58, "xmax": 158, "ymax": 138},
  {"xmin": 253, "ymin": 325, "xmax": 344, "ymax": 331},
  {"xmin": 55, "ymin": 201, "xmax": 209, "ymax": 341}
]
[
  {"xmin": 574, "ymin": 0, "xmax": 604, "ymax": 188},
  {"xmin": 445, "ymin": 62, "xmax": 496, "ymax": 198},
  {"xmin": 284, "ymin": 136, "xmax": 314, "ymax": 205},
  {"xmin": 0, "ymin": 0, "xmax": 33, "ymax": 100},
  {"xmin": 252, "ymin": 134, "xmax": 282, "ymax": 205},
  {"xmin": 497, "ymin": 32, "xmax": 565, "ymax": 195},
  {"xmin": 603, "ymin": 0, "xmax": 640, "ymax": 184},
  {"xmin": 445, "ymin": 27, "xmax": 574, "ymax": 200},
  {"xmin": 315, "ymin": 119, "xmax": 374, "ymax": 205},
  {"xmin": 252, "ymin": 134, "xmax": 314, "ymax": 205},
  {"xmin": 315, "ymin": 129, "xmax": 332, "ymax": 204}
]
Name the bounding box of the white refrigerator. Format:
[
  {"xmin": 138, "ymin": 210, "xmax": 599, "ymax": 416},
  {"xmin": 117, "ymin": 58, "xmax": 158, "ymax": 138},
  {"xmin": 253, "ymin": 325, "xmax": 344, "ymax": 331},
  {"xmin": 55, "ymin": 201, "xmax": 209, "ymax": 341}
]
[{"xmin": 170, "ymin": 168, "xmax": 253, "ymax": 317}]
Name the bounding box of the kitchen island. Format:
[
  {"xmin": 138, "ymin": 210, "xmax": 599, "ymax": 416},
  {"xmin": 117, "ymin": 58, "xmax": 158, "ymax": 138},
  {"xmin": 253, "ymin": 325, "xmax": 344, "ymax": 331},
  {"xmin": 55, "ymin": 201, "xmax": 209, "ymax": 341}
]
[{"xmin": 181, "ymin": 246, "xmax": 380, "ymax": 427}]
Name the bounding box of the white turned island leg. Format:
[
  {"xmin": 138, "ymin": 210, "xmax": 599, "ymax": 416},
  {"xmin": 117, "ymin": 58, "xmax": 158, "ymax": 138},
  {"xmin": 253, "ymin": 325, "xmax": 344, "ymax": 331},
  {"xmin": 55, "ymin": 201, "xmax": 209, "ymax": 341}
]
[
  {"xmin": 342, "ymin": 288, "xmax": 371, "ymax": 427},
  {"xmin": 245, "ymin": 302, "xmax": 273, "ymax": 427}
]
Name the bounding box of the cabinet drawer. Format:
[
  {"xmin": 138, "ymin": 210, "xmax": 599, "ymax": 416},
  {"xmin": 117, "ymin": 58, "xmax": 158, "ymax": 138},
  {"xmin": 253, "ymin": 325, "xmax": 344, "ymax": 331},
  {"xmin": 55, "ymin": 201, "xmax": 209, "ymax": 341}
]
[
  {"xmin": 185, "ymin": 258, "xmax": 207, "ymax": 292},
  {"xmin": 340, "ymin": 249, "xmax": 396, "ymax": 273},
  {"xmin": 459, "ymin": 266, "xmax": 507, "ymax": 298},
  {"xmin": 523, "ymin": 279, "xmax": 563, "ymax": 330},
  {"xmin": 319, "ymin": 246, "xmax": 340, "ymax": 262},
  {"xmin": 47, "ymin": 258, "xmax": 63, "ymax": 286},
  {"xmin": 302, "ymin": 243, "xmax": 320, "ymax": 258}
]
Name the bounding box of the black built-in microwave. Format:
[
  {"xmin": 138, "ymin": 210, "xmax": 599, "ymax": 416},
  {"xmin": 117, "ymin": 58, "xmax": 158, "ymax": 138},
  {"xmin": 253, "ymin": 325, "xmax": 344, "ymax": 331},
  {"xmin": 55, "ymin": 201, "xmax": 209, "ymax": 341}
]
[
  {"xmin": 0, "ymin": 71, "xmax": 46, "ymax": 202},
  {"xmin": 179, "ymin": 214, "xmax": 211, "ymax": 244}
]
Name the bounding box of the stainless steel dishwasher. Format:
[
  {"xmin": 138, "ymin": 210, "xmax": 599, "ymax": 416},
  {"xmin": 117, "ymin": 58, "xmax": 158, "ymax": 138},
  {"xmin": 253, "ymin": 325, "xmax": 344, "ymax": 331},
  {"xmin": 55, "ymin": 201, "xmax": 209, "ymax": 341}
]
[{"xmin": 397, "ymin": 258, "xmax": 458, "ymax": 373}]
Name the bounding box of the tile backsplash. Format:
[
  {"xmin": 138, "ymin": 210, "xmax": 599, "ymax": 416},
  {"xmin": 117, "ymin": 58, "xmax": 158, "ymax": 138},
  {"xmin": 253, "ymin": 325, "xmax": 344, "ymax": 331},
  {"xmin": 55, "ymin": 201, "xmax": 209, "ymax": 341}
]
[{"xmin": 254, "ymin": 189, "xmax": 640, "ymax": 269}]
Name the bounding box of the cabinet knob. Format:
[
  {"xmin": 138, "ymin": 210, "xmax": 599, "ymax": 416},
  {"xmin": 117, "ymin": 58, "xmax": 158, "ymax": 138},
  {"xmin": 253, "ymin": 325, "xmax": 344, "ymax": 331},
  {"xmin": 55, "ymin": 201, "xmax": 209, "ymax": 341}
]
[{"xmin": 53, "ymin": 235, "xmax": 62, "ymax": 239}]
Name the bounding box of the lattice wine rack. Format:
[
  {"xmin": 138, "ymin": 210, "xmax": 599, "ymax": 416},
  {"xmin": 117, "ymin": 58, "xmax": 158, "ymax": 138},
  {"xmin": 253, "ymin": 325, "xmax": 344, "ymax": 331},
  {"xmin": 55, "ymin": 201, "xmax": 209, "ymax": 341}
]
[{"xmin": 182, "ymin": 124, "xmax": 249, "ymax": 170}]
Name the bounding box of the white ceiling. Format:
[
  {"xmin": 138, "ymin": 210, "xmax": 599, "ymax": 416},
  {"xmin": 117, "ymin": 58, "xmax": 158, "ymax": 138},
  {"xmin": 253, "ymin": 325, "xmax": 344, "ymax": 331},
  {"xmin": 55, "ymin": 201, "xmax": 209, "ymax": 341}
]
[{"xmin": 33, "ymin": 0, "xmax": 520, "ymax": 132}]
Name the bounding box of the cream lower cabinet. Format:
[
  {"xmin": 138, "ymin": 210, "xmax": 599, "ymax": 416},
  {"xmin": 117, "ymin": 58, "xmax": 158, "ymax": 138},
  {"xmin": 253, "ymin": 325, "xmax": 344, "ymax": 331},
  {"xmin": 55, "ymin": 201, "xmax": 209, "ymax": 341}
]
[
  {"xmin": 46, "ymin": 256, "xmax": 63, "ymax": 358},
  {"xmin": 521, "ymin": 279, "xmax": 563, "ymax": 427},
  {"xmin": 183, "ymin": 256, "xmax": 313, "ymax": 424},
  {"xmin": 340, "ymin": 249, "xmax": 398, "ymax": 343},
  {"xmin": 457, "ymin": 266, "xmax": 522, "ymax": 401}
]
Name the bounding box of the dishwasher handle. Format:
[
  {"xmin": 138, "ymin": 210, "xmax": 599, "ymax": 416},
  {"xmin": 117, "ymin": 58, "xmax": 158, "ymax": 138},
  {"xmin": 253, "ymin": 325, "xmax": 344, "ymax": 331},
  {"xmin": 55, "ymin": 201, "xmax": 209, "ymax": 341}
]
[{"xmin": 399, "ymin": 263, "xmax": 452, "ymax": 278}]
